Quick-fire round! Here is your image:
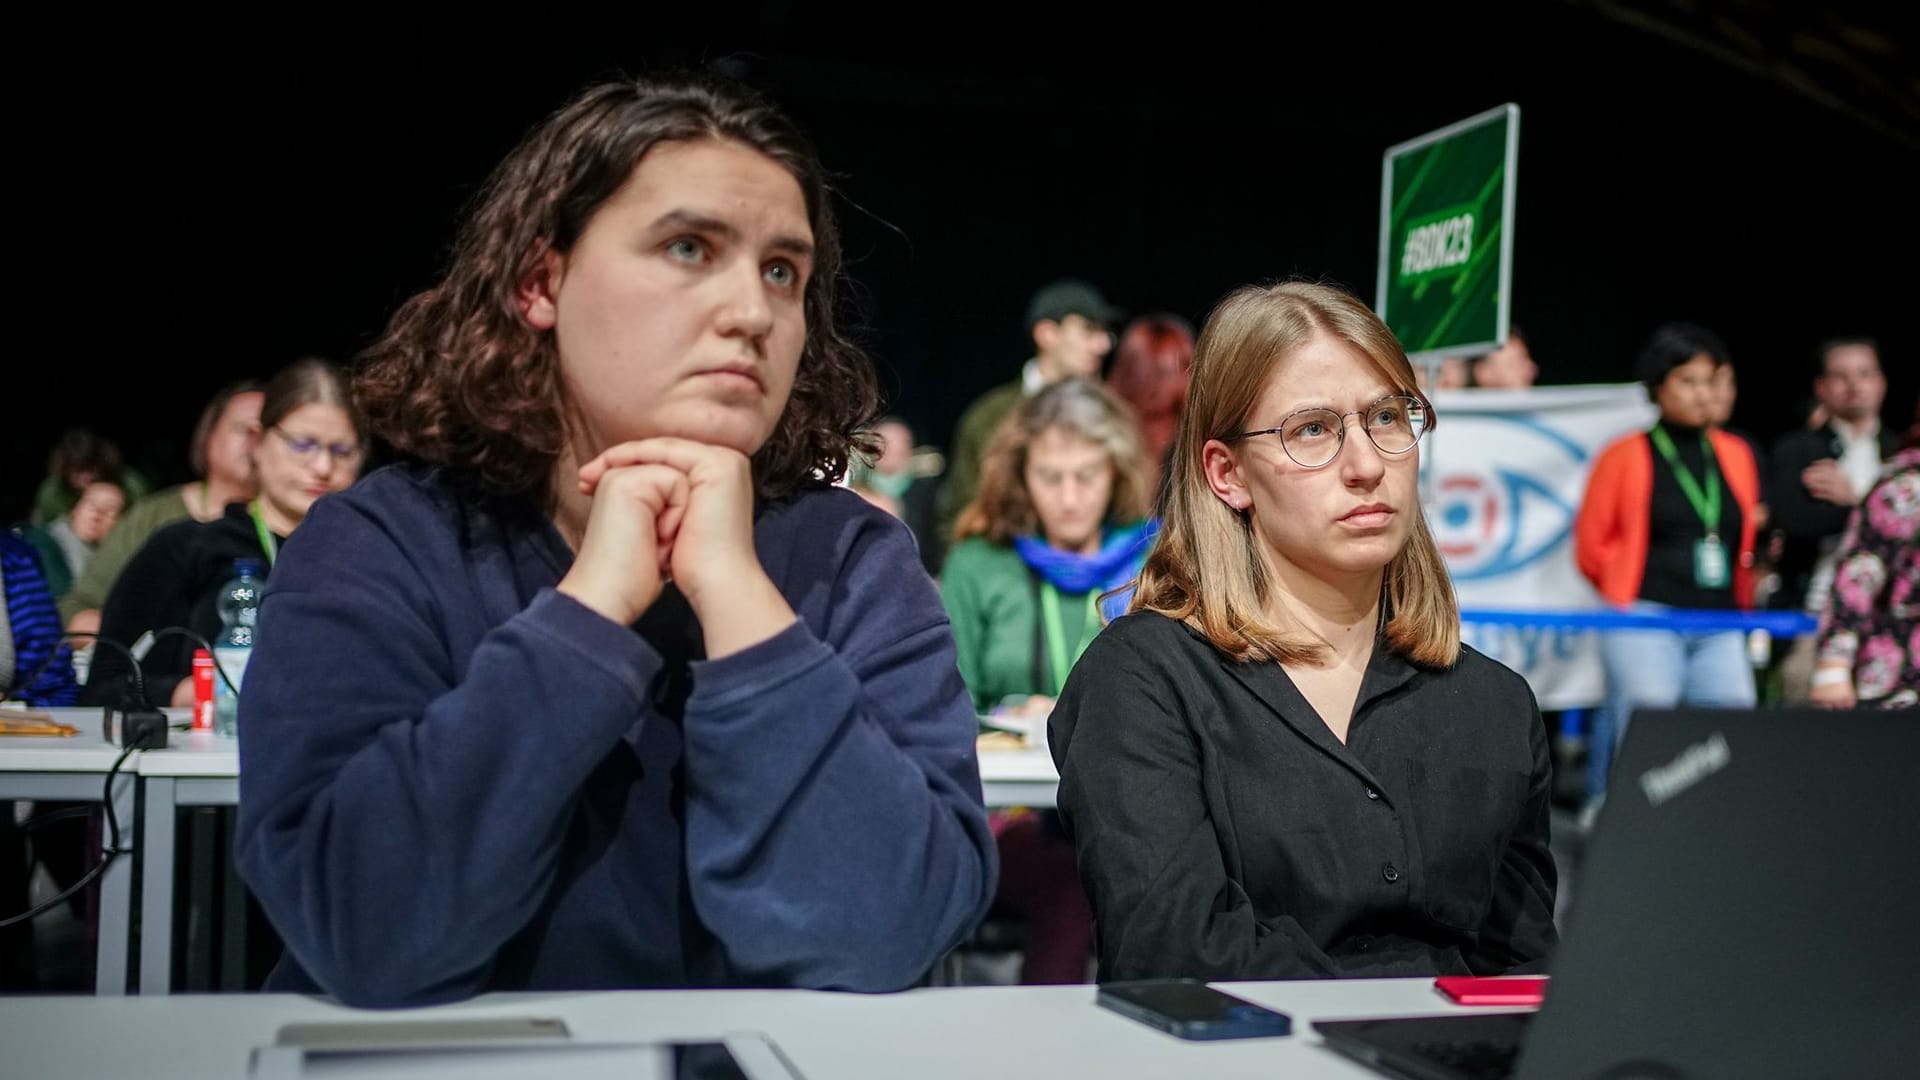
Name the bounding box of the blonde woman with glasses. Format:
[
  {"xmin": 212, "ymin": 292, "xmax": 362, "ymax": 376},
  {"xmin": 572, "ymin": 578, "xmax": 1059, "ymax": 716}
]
[{"xmin": 1050, "ymin": 281, "xmax": 1557, "ymax": 982}]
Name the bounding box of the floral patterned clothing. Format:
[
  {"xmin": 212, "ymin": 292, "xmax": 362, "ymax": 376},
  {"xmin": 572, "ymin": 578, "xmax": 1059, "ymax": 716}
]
[{"xmin": 1815, "ymin": 447, "xmax": 1920, "ymax": 708}]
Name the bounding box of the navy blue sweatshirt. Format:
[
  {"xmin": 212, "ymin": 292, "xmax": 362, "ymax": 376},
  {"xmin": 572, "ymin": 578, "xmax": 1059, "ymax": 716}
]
[{"xmin": 234, "ymin": 464, "xmax": 996, "ymax": 1007}]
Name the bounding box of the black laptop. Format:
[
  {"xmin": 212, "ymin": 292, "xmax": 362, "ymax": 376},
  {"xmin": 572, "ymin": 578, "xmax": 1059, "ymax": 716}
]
[{"xmin": 1315, "ymin": 707, "xmax": 1920, "ymax": 1080}]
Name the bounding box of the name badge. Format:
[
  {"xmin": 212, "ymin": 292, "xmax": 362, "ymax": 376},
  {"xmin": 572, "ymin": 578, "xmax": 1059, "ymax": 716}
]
[{"xmin": 1693, "ymin": 535, "xmax": 1730, "ymax": 588}]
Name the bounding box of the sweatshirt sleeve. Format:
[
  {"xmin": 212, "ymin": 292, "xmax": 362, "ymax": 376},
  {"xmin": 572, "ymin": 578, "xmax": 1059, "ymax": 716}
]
[
  {"xmin": 679, "ymin": 509, "xmax": 996, "ymax": 992},
  {"xmin": 233, "ymin": 493, "xmax": 660, "ymax": 1008},
  {"xmin": 0, "ymin": 537, "xmax": 80, "ymax": 707}
]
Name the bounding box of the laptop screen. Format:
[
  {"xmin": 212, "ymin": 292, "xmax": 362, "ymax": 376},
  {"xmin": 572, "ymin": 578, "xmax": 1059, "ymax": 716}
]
[{"xmin": 1512, "ymin": 707, "xmax": 1920, "ymax": 1079}]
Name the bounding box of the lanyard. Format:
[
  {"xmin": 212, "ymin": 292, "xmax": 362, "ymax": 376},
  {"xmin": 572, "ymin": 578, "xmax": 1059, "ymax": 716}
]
[
  {"xmin": 248, "ymin": 501, "xmax": 279, "ymax": 567},
  {"xmin": 1647, "ymin": 427, "xmax": 1721, "ymax": 535},
  {"xmin": 1039, "ymin": 583, "xmax": 1101, "ymax": 698}
]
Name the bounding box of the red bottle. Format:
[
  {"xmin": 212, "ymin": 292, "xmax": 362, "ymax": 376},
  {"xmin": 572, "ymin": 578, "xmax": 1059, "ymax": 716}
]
[{"xmin": 191, "ymin": 649, "xmax": 215, "ymax": 731}]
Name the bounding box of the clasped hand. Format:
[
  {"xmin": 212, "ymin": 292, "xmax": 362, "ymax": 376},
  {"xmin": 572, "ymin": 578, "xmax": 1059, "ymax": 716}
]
[{"xmin": 556, "ymin": 438, "xmax": 763, "ymax": 627}]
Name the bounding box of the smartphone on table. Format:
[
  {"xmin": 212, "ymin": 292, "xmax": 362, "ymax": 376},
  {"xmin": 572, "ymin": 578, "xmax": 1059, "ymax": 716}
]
[
  {"xmin": 1096, "ymin": 978, "xmax": 1293, "ymax": 1040},
  {"xmin": 1433, "ymin": 974, "xmax": 1549, "ymax": 1006}
]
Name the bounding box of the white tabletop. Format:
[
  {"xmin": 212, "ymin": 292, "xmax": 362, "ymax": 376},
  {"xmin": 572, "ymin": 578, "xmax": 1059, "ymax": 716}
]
[
  {"xmin": 0, "ymin": 707, "xmax": 127, "ymax": 772},
  {"xmin": 974, "ymin": 746, "xmax": 1057, "ymax": 782},
  {"xmin": 0, "ymin": 977, "xmax": 1498, "ymax": 1079},
  {"xmin": 0, "ymin": 707, "xmax": 227, "ymax": 776},
  {"xmin": 5, "ymin": 709, "xmax": 1059, "ymax": 791},
  {"xmin": 137, "ymin": 725, "xmax": 242, "ymax": 778}
]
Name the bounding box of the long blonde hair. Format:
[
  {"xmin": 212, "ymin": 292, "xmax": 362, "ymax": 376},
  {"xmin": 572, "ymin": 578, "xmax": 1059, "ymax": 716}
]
[{"xmin": 1130, "ymin": 281, "xmax": 1460, "ymax": 668}]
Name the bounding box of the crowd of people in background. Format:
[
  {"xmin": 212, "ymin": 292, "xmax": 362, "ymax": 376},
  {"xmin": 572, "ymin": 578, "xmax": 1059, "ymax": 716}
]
[
  {"xmin": 14, "ymin": 292, "xmax": 1904, "ymax": 730},
  {"xmin": 2, "ymin": 71, "xmax": 1914, "ymax": 1001}
]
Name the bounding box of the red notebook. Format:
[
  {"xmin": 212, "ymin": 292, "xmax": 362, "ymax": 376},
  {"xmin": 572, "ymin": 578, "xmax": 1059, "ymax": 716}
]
[{"xmin": 1433, "ymin": 975, "xmax": 1549, "ymax": 1006}]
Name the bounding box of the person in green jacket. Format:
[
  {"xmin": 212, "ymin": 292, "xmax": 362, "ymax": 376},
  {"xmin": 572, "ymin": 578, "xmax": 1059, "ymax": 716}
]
[{"xmin": 941, "ymin": 376, "xmax": 1156, "ymax": 984}]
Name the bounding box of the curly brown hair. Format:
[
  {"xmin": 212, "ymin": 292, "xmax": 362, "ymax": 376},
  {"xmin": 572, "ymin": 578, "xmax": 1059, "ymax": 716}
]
[
  {"xmin": 355, "ymin": 72, "xmax": 879, "ymax": 505},
  {"xmin": 954, "ymin": 377, "xmax": 1153, "ymax": 545}
]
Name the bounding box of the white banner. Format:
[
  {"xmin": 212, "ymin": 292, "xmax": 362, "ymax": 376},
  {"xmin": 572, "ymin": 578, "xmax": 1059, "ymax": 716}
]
[{"xmin": 1423, "ymin": 384, "xmax": 1658, "ymax": 710}]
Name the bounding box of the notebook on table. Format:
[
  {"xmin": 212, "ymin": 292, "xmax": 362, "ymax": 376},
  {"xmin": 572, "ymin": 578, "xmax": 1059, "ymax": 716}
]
[{"xmin": 1315, "ymin": 706, "xmax": 1920, "ymax": 1080}]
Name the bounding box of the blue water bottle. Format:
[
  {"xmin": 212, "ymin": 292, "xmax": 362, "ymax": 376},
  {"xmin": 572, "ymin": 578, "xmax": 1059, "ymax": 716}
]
[{"xmin": 211, "ymin": 558, "xmax": 264, "ymax": 738}]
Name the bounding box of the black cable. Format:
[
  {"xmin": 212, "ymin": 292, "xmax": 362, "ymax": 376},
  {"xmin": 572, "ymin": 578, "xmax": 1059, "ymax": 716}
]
[
  {"xmin": 0, "ymin": 628, "xmax": 229, "ymax": 927},
  {"xmin": 1, "ymin": 630, "xmax": 156, "ymax": 929},
  {"xmin": 145, "ymin": 626, "xmax": 242, "ymax": 698},
  {"xmin": 0, "ymin": 631, "xmax": 148, "ymax": 709},
  {"xmin": 0, "ymin": 744, "xmax": 137, "ymax": 930}
]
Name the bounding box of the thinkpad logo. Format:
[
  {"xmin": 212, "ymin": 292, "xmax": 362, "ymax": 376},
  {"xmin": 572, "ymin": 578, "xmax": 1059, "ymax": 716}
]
[{"xmin": 1639, "ymin": 732, "xmax": 1731, "ymax": 807}]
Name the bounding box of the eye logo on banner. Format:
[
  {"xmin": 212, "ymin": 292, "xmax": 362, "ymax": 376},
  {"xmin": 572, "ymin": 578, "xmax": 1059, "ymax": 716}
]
[
  {"xmin": 1423, "ymin": 385, "xmax": 1658, "ymax": 711},
  {"xmin": 1427, "ymin": 415, "xmax": 1585, "ymax": 582}
]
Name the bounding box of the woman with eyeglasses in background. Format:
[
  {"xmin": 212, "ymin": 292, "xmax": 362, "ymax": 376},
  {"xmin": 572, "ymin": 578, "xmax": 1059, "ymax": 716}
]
[
  {"xmin": 1050, "ymin": 281, "xmax": 1557, "ymax": 982},
  {"xmin": 87, "ymin": 359, "xmax": 364, "ymax": 708}
]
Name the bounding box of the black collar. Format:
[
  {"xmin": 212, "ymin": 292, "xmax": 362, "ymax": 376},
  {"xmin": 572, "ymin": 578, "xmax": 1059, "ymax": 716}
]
[{"xmin": 1214, "ymin": 631, "xmax": 1422, "ymax": 791}]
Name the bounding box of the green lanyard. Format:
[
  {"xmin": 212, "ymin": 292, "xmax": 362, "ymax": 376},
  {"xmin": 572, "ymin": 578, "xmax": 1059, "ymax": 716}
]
[
  {"xmin": 1039, "ymin": 583, "xmax": 1101, "ymax": 698},
  {"xmin": 1647, "ymin": 427, "xmax": 1722, "ymax": 536},
  {"xmin": 248, "ymin": 501, "xmax": 279, "ymax": 567}
]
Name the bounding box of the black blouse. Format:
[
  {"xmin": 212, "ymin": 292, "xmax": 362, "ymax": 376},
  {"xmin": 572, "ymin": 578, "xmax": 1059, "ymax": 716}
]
[
  {"xmin": 1049, "ymin": 611, "xmax": 1557, "ymax": 981},
  {"xmin": 1641, "ymin": 421, "xmax": 1743, "ymax": 609}
]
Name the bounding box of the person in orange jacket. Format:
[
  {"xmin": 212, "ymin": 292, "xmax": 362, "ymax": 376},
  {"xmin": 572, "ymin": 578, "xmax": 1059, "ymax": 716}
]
[{"xmin": 1575, "ymin": 323, "xmax": 1761, "ymax": 760}]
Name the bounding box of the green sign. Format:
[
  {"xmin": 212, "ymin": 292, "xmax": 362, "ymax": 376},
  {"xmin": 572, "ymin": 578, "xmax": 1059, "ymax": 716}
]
[{"xmin": 1376, "ymin": 104, "xmax": 1519, "ymax": 361}]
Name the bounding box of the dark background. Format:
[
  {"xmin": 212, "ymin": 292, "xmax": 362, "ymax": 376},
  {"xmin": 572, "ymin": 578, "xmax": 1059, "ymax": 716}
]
[{"xmin": 8, "ymin": 1, "xmax": 1916, "ymax": 519}]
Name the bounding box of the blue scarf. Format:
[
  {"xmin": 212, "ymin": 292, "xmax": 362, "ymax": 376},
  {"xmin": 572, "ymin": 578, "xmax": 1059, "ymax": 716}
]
[{"xmin": 1014, "ymin": 520, "xmax": 1159, "ymax": 620}]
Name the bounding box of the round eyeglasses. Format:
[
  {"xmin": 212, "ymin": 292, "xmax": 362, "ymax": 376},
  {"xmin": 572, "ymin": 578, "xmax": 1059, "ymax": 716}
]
[{"xmin": 1227, "ymin": 395, "xmax": 1430, "ymax": 469}]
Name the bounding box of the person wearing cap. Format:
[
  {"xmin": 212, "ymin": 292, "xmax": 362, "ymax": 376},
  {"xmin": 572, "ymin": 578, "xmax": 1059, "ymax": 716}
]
[{"xmin": 939, "ymin": 279, "xmax": 1121, "ymax": 549}]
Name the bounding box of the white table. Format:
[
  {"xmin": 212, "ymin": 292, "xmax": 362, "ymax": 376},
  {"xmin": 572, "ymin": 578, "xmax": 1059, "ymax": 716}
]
[
  {"xmin": 0, "ymin": 708, "xmax": 141, "ymax": 994},
  {"xmin": 132, "ymin": 740, "xmax": 1057, "ymax": 994},
  {"xmin": 977, "ymin": 747, "xmax": 1058, "ymax": 808},
  {"xmin": 126, "ymin": 740, "xmax": 1057, "ymax": 812},
  {"xmin": 136, "ymin": 724, "xmax": 240, "ymax": 994},
  {"xmin": 11, "ymin": 712, "xmax": 1062, "ymax": 995},
  {"xmin": 0, "ymin": 976, "xmax": 1501, "ymax": 1079}
]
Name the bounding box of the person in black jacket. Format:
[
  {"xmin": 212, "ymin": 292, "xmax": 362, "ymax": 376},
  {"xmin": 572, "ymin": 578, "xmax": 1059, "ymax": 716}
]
[
  {"xmin": 1050, "ymin": 281, "xmax": 1557, "ymax": 982},
  {"xmin": 86, "ymin": 360, "xmax": 363, "ymax": 707},
  {"xmin": 1768, "ymin": 339, "xmax": 1893, "ymax": 700}
]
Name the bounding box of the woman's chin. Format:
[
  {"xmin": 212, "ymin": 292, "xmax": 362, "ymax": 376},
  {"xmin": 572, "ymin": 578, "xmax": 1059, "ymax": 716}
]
[
  {"xmin": 1044, "ymin": 529, "xmax": 1100, "ymax": 553},
  {"xmin": 634, "ymin": 411, "xmax": 777, "ymax": 458},
  {"xmin": 1308, "ymin": 535, "xmax": 1407, "ymax": 578},
  {"xmin": 268, "ymin": 492, "xmax": 319, "ymax": 525}
]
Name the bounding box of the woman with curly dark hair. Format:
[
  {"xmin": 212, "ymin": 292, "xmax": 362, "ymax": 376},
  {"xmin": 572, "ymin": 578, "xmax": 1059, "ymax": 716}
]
[{"xmin": 234, "ymin": 73, "xmax": 995, "ymax": 1007}]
